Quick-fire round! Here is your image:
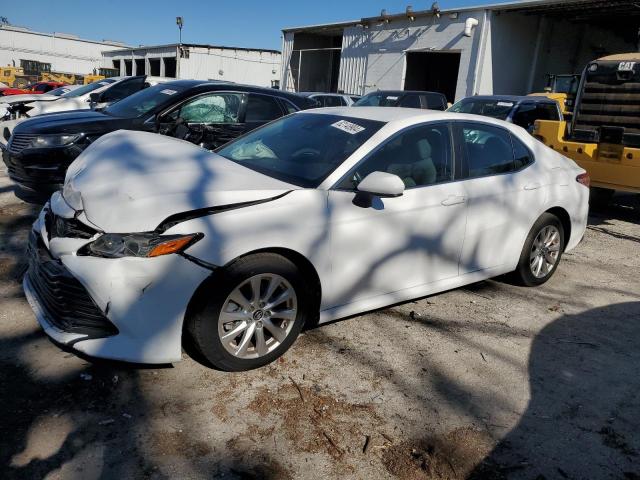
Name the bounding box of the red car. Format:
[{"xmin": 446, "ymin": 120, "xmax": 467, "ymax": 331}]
[{"xmin": 0, "ymin": 81, "xmax": 67, "ymax": 97}]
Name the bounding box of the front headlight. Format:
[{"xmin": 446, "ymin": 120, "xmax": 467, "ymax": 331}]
[
  {"xmin": 31, "ymin": 134, "xmax": 80, "ymax": 148},
  {"xmin": 78, "ymin": 232, "xmax": 203, "ymax": 258}
]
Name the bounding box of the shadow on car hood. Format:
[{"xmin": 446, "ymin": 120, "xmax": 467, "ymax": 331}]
[{"xmin": 66, "ymin": 130, "xmax": 298, "ymax": 232}]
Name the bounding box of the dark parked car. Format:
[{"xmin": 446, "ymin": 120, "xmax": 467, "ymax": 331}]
[
  {"xmin": 1, "ymin": 80, "xmax": 316, "ymax": 201},
  {"xmin": 353, "ymin": 90, "xmax": 447, "ymax": 110},
  {"xmin": 447, "ymin": 95, "xmax": 562, "ymax": 132}
]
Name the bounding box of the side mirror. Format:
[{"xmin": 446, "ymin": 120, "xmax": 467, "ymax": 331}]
[
  {"xmin": 357, "ymin": 171, "xmax": 405, "ymax": 198},
  {"xmin": 89, "ymin": 92, "xmax": 102, "ymax": 104}
]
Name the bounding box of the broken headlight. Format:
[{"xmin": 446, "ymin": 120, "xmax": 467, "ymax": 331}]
[{"xmin": 78, "ymin": 232, "xmax": 203, "ymax": 258}]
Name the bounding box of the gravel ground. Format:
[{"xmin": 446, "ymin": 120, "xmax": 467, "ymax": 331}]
[{"xmin": 0, "ymin": 164, "xmax": 639, "ymax": 480}]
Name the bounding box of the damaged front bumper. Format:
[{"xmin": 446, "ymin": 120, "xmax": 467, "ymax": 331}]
[{"xmin": 24, "ymin": 204, "xmax": 213, "ymax": 364}]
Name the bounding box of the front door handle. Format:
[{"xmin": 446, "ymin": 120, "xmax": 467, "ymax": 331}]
[
  {"xmin": 441, "ymin": 195, "xmax": 466, "ymax": 206},
  {"xmin": 524, "ymin": 182, "xmax": 542, "ymax": 190}
]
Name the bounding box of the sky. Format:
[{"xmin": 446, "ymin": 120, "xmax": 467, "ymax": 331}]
[{"xmin": 1, "ymin": 0, "xmax": 512, "ymax": 50}]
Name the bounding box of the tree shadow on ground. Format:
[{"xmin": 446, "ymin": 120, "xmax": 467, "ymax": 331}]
[{"xmin": 470, "ymin": 301, "xmax": 640, "ymax": 479}]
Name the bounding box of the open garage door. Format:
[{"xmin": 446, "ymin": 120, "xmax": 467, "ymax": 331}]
[
  {"xmin": 404, "ymin": 51, "xmax": 461, "ymax": 103},
  {"xmin": 491, "ymin": 0, "xmax": 640, "ymax": 95}
]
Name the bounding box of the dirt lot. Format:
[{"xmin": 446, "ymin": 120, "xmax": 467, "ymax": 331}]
[{"xmin": 1, "ymin": 165, "xmax": 639, "ymax": 479}]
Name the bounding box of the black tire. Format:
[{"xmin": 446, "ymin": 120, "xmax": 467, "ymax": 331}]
[
  {"xmin": 13, "ymin": 78, "xmax": 29, "ymax": 89},
  {"xmin": 186, "ymin": 253, "xmax": 310, "ymax": 371},
  {"xmin": 512, "ymin": 213, "xmax": 565, "ymax": 287},
  {"xmin": 590, "ymin": 187, "xmax": 615, "ymax": 209}
]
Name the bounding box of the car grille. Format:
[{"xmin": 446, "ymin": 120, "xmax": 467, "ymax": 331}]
[
  {"xmin": 26, "ymin": 231, "xmax": 118, "ymax": 337},
  {"xmin": 44, "ymin": 208, "xmax": 99, "ymax": 240},
  {"xmin": 8, "ymin": 133, "xmax": 36, "ymax": 154}
]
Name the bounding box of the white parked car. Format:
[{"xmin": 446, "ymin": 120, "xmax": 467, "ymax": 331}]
[
  {"xmin": 0, "ymin": 85, "xmax": 81, "ymax": 120},
  {"xmin": 0, "ymin": 76, "xmax": 169, "ymax": 143},
  {"xmin": 24, "ymin": 108, "xmax": 589, "ymax": 370},
  {"xmin": 299, "ymin": 92, "xmax": 360, "ymax": 107}
]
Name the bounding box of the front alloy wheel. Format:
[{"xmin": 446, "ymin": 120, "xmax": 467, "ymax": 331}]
[
  {"xmin": 219, "ymin": 274, "xmax": 297, "ymax": 359},
  {"xmin": 186, "ymin": 253, "xmax": 309, "ymax": 371}
]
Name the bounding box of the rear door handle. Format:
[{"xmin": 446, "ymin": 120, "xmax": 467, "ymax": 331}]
[
  {"xmin": 524, "ymin": 182, "xmax": 542, "ymax": 190},
  {"xmin": 441, "ymin": 195, "xmax": 466, "ymax": 206}
]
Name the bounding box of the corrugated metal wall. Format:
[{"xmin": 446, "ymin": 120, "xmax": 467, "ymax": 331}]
[
  {"xmin": 280, "ymin": 32, "xmax": 295, "ymax": 91},
  {"xmin": 337, "ymin": 27, "xmax": 368, "ymax": 95},
  {"xmin": 180, "ymin": 47, "xmax": 280, "ymax": 86}
]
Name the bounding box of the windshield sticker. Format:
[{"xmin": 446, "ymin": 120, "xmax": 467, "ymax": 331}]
[
  {"xmin": 331, "ymin": 120, "xmax": 366, "ymax": 135},
  {"xmin": 497, "ymin": 101, "xmax": 514, "ymax": 107},
  {"xmin": 160, "ymin": 89, "xmax": 178, "ymax": 95}
]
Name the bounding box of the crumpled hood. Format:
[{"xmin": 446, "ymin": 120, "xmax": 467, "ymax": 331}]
[
  {"xmin": 13, "ymin": 110, "xmax": 125, "ymax": 135},
  {"xmin": 64, "ymin": 130, "xmax": 298, "ymax": 232},
  {"xmin": 1, "ymin": 93, "xmax": 60, "ymax": 106}
]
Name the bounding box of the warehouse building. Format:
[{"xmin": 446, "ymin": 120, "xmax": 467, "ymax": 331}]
[
  {"xmin": 102, "ymin": 44, "xmax": 282, "ymax": 87},
  {"xmin": 280, "ymin": 0, "xmax": 639, "ymax": 102},
  {"xmin": 1, "ymin": 24, "xmax": 281, "ymax": 88},
  {"xmin": 0, "ymin": 24, "xmax": 126, "ymax": 76}
]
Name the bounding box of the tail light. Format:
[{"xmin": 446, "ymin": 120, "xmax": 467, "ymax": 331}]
[{"xmin": 576, "ymin": 172, "xmax": 590, "ymax": 187}]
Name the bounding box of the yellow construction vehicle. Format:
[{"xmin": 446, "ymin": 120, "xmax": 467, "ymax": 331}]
[
  {"xmin": 83, "ymin": 67, "xmax": 120, "ymax": 84},
  {"xmin": 41, "ymin": 71, "xmax": 78, "ymax": 84},
  {"xmin": 529, "ymin": 74, "xmax": 581, "ymax": 118},
  {"xmin": 534, "ymin": 54, "xmax": 640, "ymax": 203},
  {"xmin": 0, "ymin": 61, "xmax": 75, "ymax": 87},
  {"xmin": 0, "ymin": 66, "xmax": 37, "ymax": 88}
]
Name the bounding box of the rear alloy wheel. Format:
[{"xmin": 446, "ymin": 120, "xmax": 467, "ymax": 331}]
[
  {"xmin": 187, "ymin": 253, "xmax": 309, "ymax": 371},
  {"xmin": 512, "ymin": 213, "xmax": 565, "ymax": 286}
]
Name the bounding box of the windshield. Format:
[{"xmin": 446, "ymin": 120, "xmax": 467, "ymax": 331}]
[
  {"xmin": 63, "ymin": 79, "xmax": 117, "ymax": 98},
  {"xmin": 447, "ymin": 99, "xmax": 514, "ymax": 120},
  {"xmin": 104, "ymin": 83, "xmax": 186, "ymax": 118},
  {"xmin": 217, "ymin": 113, "xmax": 385, "ymax": 187},
  {"xmin": 354, "ymin": 92, "xmax": 402, "ymax": 107}
]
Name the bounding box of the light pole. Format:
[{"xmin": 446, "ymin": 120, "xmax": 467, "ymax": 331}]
[{"xmin": 176, "ymin": 16, "xmax": 184, "ymax": 44}]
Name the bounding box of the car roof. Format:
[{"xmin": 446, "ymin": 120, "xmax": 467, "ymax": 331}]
[
  {"xmin": 461, "ymin": 95, "xmax": 557, "ymax": 104},
  {"xmin": 303, "ymin": 106, "xmax": 444, "ymax": 122},
  {"xmin": 147, "ymin": 80, "xmax": 317, "ymax": 108},
  {"xmin": 303, "ymin": 106, "xmax": 533, "ymax": 129},
  {"xmin": 300, "ymin": 92, "xmax": 345, "ymax": 97},
  {"xmin": 364, "ymin": 90, "xmax": 445, "ymax": 97}
]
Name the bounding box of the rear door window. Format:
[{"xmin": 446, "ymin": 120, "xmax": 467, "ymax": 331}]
[
  {"xmin": 511, "ymin": 134, "xmax": 535, "ymax": 169},
  {"xmin": 458, "ymin": 122, "xmax": 516, "ymax": 178},
  {"xmin": 245, "ymin": 94, "xmax": 284, "ymax": 123}
]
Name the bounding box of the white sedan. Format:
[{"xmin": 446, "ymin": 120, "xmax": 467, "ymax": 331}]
[{"xmin": 24, "ymin": 108, "xmax": 589, "ymax": 370}]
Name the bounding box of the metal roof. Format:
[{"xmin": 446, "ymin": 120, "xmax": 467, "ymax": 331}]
[
  {"xmin": 0, "ymin": 24, "xmax": 129, "ymax": 47},
  {"xmin": 283, "ymin": 0, "xmax": 640, "ymax": 32},
  {"xmin": 103, "ymin": 43, "xmax": 280, "ymax": 55}
]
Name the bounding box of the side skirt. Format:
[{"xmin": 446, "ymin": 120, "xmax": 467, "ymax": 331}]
[{"xmin": 317, "ymin": 264, "xmax": 512, "ymax": 324}]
